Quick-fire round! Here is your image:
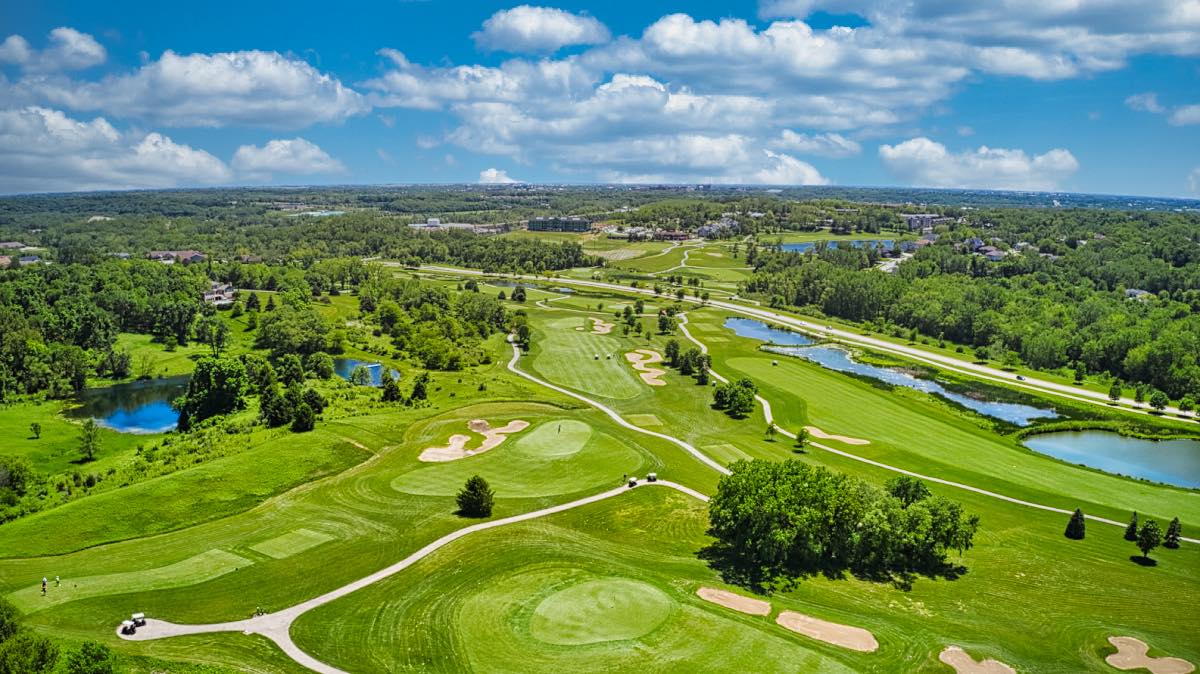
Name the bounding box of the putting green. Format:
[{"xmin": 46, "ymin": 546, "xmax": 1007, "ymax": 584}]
[
  {"xmin": 529, "ymin": 577, "xmax": 673, "ymax": 645},
  {"xmin": 250, "ymin": 528, "xmax": 335, "ymax": 560},
  {"xmin": 7, "ymin": 549, "xmax": 251, "ymax": 612},
  {"xmin": 513, "ymin": 419, "xmax": 591, "ymax": 459},
  {"xmin": 532, "ymin": 317, "xmax": 643, "ymax": 400},
  {"xmin": 391, "ymin": 423, "xmax": 645, "ymax": 498}
]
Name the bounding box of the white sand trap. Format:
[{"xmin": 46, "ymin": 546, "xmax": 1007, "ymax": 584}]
[
  {"xmin": 776, "ymin": 610, "xmax": 878, "ymax": 652},
  {"xmin": 626, "ymin": 349, "xmax": 667, "ymax": 386},
  {"xmin": 418, "ymin": 419, "xmax": 530, "ymax": 462},
  {"xmin": 590, "ymin": 317, "xmax": 614, "ymax": 334},
  {"xmin": 805, "ymin": 425, "xmax": 870, "ymax": 445},
  {"xmin": 706, "ymin": 252, "xmax": 723, "ymax": 257},
  {"xmin": 575, "ymin": 326, "xmax": 584, "ymax": 331},
  {"xmin": 1106, "ymin": 637, "xmax": 1195, "ymax": 674},
  {"xmin": 696, "ymin": 587, "xmax": 771, "ymax": 616},
  {"xmin": 939, "ymin": 646, "xmax": 1015, "ymax": 674}
]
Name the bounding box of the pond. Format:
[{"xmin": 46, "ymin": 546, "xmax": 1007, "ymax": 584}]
[
  {"xmin": 1023, "ymin": 431, "xmax": 1200, "ymax": 489},
  {"xmin": 68, "ymin": 375, "xmax": 189, "ymax": 434},
  {"xmin": 722, "ymin": 318, "xmax": 814, "ymax": 346},
  {"xmin": 333, "ymin": 358, "xmax": 399, "ymax": 386},
  {"xmin": 781, "ymin": 239, "xmax": 894, "ymax": 253},
  {"xmin": 724, "ymin": 317, "xmax": 1057, "ymax": 426}
]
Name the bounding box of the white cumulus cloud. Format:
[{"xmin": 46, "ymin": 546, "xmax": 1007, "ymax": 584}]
[
  {"xmin": 473, "ymin": 6, "xmax": 610, "ymax": 53},
  {"xmin": 878, "ymin": 137, "xmax": 1079, "ymax": 191},
  {"xmin": 1168, "ymin": 104, "xmax": 1200, "ymax": 126},
  {"xmin": 19, "ymin": 50, "xmax": 367, "ymax": 128},
  {"xmin": 0, "ymin": 106, "xmax": 231, "ymax": 194},
  {"xmin": 232, "ymin": 138, "xmax": 345, "ymax": 181},
  {"xmin": 771, "ymin": 130, "xmax": 861, "ymax": 158},
  {"xmin": 0, "ymin": 27, "xmax": 106, "ymax": 71},
  {"xmin": 479, "ymin": 168, "xmax": 520, "ymax": 183}
]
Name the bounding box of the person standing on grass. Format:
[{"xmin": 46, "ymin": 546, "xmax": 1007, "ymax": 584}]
[
  {"xmin": 41, "ymin": 577, "xmax": 47, "ymax": 595},
  {"xmin": 55, "ymin": 576, "xmax": 60, "ymax": 587}
]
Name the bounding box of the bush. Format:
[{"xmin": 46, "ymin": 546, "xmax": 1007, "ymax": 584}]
[{"xmin": 290, "ymin": 403, "xmax": 315, "ymax": 432}]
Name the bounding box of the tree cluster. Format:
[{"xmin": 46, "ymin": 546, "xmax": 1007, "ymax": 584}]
[
  {"xmin": 713, "ymin": 378, "xmax": 757, "ymax": 418},
  {"xmin": 706, "ymin": 462, "xmax": 979, "ymax": 587}
]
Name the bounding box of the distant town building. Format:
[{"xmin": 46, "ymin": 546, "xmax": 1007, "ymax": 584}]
[
  {"xmin": 654, "ymin": 230, "xmax": 691, "ymax": 241},
  {"xmin": 1125, "ymin": 288, "xmax": 1152, "ymax": 301},
  {"xmin": 899, "ymin": 213, "xmax": 953, "ymax": 230},
  {"xmin": 528, "ymin": 216, "xmax": 591, "ymax": 232},
  {"xmin": 0, "ymin": 242, "xmax": 24, "ymax": 250},
  {"xmin": 147, "ymin": 250, "xmax": 207, "ymax": 264},
  {"xmin": 18, "ymin": 255, "xmax": 40, "ymax": 266},
  {"xmin": 110, "ymin": 252, "xmax": 131, "ymax": 260}
]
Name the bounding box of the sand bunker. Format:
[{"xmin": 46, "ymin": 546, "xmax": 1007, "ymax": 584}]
[
  {"xmin": 805, "ymin": 425, "xmax": 870, "ymax": 445},
  {"xmin": 590, "ymin": 317, "xmax": 614, "ymax": 334},
  {"xmin": 696, "ymin": 587, "xmax": 771, "ymax": 616},
  {"xmin": 418, "ymin": 419, "xmax": 530, "ymax": 462},
  {"xmin": 775, "ymin": 611, "xmax": 878, "ymax": 652},
  {"xmin": 626, "ymin": 349, "xmax": 666, "ymax": 386},
  {"xmin": 1106, "ymin": 637, "xmax": 1195, "ymax": 674},
  {"xmin": 939, "ymin": 646, "xmax": 1015, "ymax": 674}
]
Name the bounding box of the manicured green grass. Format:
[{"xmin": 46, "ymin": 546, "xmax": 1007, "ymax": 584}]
[
  {"xmin": 0, "ymin": 430, "xmax": 370, "ymax": 557},
  {"xmin": 8, "ymin": 549, "xmax": 251, "ymax": 612},
  {"xmin": 530, "ymin": 316, "xmax": 644, "ymax": 400},
  {"xmin": 392, "ymin": 421, "xmax": 646, "ymax": 498},
  {"xmin": 528, "ymin": 577, "xmax": 674, "ymax": 645},
  {"xmin": 292, "ymin": 488, "xmax": 859, "ymax": 674},
  {"xmin": 2, "ymin": 280, "xmax": 1196, "ymax": 674}
]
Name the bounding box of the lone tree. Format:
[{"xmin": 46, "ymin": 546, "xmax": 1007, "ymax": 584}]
[
  {"xmin": 887, "ymin": 475, "xmax": 932, "ymax": 507},
  {"xmin": 78, "ymin": 419, "xmax": 100, "ymax": 462},
  {"xmin": 29, "ymin": 422, "xmax": 40, "ymax": 439},
  {"xmin": 349, "ymin": 365, "xmax": 373, "ymax": 387},
  {"xmin": 1108, "ymin": 380, "xmax": 1122, "ymax": 402},
  {"xmin": 1148, "ymin": 390, "xmax": 1169, "ymax": 412},
  {"xmin": 1065, "ymin": 508, "xmax": 1086, "ymax": 540},
  {"xmin": 380, "ymin": 374, "xmax": 402, "ymax": 402},
  {"xmin": 1136, "ymin": 519, "xmax": 1162, "ymax": 561},
  {"xmin": 1124, "ymin": 512, "xmax": 1139, "ymax": 541},
  {"xmin": 456, "ymin": 475, "xmax": 494, "ymax": 517},
  {"xmin": 1164, "ymin": 517, "xmax": 1182, "ymax": 549},
  {"xmin": 794, "ymin": 427, "xmax": 809, "ymax": 450},
  {"xmin": 664, "ymin": 339, "xmax": 681, "ymax": 367}
]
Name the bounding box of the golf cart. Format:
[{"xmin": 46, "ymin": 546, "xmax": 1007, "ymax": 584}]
[
  {"xmin": 120, "ymin": 620, "xmax": 136, "ymax": 635},
  {"xmin": 131, "ymin": 612, "xmax": 146, "ymax": 627}
]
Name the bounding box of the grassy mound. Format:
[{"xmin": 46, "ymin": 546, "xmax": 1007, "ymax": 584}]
[
  {"xmin": 392, "ymin": 423, "xmax": 644, "ymax": 498},
  {"xmin": 528, "ymin": 577, "xmax": 673, "ymax": 645}
]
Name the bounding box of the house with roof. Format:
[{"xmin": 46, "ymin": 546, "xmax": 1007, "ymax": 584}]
[
  {"xmin": 148, "ymin": 250, "xmax": 207, "ymax": 264},
  {"xmin": 1125, "ymin": 288, "xmax": 1152, "ymax": 301},
  {"xmin": 204, "ymin": 281, "xmax": 236, "ymax": 307},
  {"xmin": 18, "ymin": 255, "xmax": 41, "ymax": 266},
  {"xmin": 0, "ymin": 242, "xmax": 24, "ymax": 250}
]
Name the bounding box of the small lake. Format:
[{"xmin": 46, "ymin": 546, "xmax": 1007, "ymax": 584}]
[
  {"xmin": 723, "ymin": 318, "xmax": 814, "ymax": 346},
  {"xmin": 1023, "ymin": 431, "xmax": 1200, "ymax": 489},
  {"xmin": 333, "ymin": 358, "xmax": 399, "ymax": 386},
  {"xmin": 782, "ymin": 239, "xmax": 894, "ymax": 253},
  {"xmin": 69, "ymin": 375, "xmax": 189, "ymax": 434},
  {"xmin": 724, "ymin": 317, "xmax": 1057, "ymax": 426}
]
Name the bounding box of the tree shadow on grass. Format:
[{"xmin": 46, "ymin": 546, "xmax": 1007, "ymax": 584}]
[
  {"xmin": 1129, "ymin": 555, "xmax": 1158, "ymax": 567},
  {"xmin": 699, "ymin": 542, "xmax": 969, "ymax": 593}
]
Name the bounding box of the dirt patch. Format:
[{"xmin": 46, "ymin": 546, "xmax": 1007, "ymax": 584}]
[
  {"xmin": 626, "ymin": 349, "xmax": 666, "ymax": 386},
  {"xmin": 418, "ymin": 419, "xmax": 530, "ymax": 462},
  {"xmin": 696, "ymin": 587, "xmax": 770, "ymax": 616},
  {"xmin": 805, "ymin": 425, "xmax": 870, "ymax": 445},
  {"xmin": 775, "ymin": 610, "xmax": 878, "ymax": 652},
  {"xmin": 1106, "ymin": 637, "xmax": 1195, "ymax": 674},
  {"xmin": 590, "ymin": 317, "xmax": 614, "ymax": 334},
  {"xmin": 938, "ymin": 646, "xmax": 1015, "ymax": 674}
]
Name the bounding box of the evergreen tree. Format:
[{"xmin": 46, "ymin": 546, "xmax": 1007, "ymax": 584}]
[
  {"xmin": 380, "ymin": 374, "xmax": 402, "ymax": 402},
  {"xmin": 1124, "ymin": 512, "xmax": 1139, "ymax": 541},
  {"xmin": 1164, "ymin": 517, "xmax": 1182, "ymax": 549},
  {"xmin": 1136, "ymin": 519, "xmax": 1162, "ymax": 560},
  {"xmin": 302, "ymin": 388, "xmax": 326, "ymax": 414},
  {"xmin": 409, "ymin": 371, "xmax": 430, "ymax": 402},
  {"xmin": 290, "ymin": 402, "xmax": 315, "ymax": 432},
  {"xmin": 265, "ymin": 295, "xmax": 276, "ymax": 312},
  {"xmin": 245, "ymin": 293, "xmax": 261, "ymax": 311},
  {"xmin": 456, "ymin": 475, "xmax": 494, "ymax": 517},
  {"xmin": 1065, "ymin": 508, "xmax": 1086, "ymax": 540},
  {"xmin": 259, "ymin": 384, "xmax": 292, "ymax": 427}
]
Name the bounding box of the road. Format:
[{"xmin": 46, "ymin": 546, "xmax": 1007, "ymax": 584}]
[{"xmin": 420, "ymin": 265, "xmax": 1193, "ymax": 420}]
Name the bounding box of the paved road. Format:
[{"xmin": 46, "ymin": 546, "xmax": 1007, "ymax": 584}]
[
  {"xmin": 421, "ymin": 265, "xmax": 1193, "ymax": 420},
  {"xmin": 117, "ymin": 479, "xmax": 708, "ymax": 673}
]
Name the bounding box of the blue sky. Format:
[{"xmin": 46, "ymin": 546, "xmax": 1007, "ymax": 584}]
[{"xmin": 1, "ymin": 1, "xmax": 1198, "ymax": 196}]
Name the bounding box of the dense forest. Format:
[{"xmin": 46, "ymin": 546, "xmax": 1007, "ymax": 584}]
[{"xmin": 743, "ymin": 209, "xmax": 1200, "ymax": 400}]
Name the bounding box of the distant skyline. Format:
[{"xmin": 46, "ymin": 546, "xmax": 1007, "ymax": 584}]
[{"xmin": 1, "ymin": 1, "xmax": 1198, "ymax": 197}]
